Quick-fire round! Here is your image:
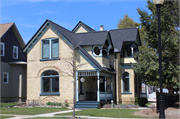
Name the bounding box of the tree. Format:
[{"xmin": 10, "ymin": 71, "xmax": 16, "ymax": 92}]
[
  {"xmin": 117, "ymin": 14, "xmax": 140, "ymax": 29},
  {"xmin": 133, "ymin": 0, "xmax": 179, "ymax": 93},
  {"xmin": 61, "ymin": 44, "xmax": 86, "ymax": 118}
]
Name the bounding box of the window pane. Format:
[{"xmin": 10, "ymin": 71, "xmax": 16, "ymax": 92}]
[
  {"xmin": 42, "ymin": 40, "xmax": 49, "ymax": 58},
  {"xmin": 125, "ymin": 46, "xmax": 132, "ymax": 57},
  {"xmin": 51, "ymin": 40, "xmax": 58, "ymax": 58},
  {"xmin": 1, "ymin": 45, "xmax": 3, "ymax": 55},
  {"xmin": 124, "ymin": 78, "xmax": 129, "ymax": 92},
  {"xmin": 14, "ymin": 53, "xmax": 17, "ymax": 58},
  {"xmin": 4, "ymin": 78, "xmax": 7, "ymax": 82},
  {"xmin": 0, "ymin": 45, "xmax": 3, "ymax": 50},
  {"xmin": 43, "ymin": 78, "xmax": 50, "ymax": 93},
  {"xmin": 4, "ymin": 74, "xmax": 7, "ymax": 78},
  {"xmin": 94, "ymin": 46, "xmax": 100, "ymax": 55},
  {"xmin": 51, "ymin": 77, "xmax": 59, "ymax": 92}
]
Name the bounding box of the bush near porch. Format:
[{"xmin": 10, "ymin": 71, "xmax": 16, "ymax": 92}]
[{"xmin": 135, "ymin": 97, "xmax": 148, "ymax": 107}]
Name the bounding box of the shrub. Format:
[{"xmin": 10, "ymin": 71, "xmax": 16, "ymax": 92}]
[
  {"xmin": 135, "ymin": 97, "xmax": 148, "ymax": 107},
  {"xmin": 64, "ymin": 102, "xmax": 69, "ymax": 107},
  {"xmin": 46, "ymin": 102, "xmax": 62, "ymax": 106}
]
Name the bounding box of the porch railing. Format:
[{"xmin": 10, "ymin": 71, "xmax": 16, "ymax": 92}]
[{"xmin": 100, "ymin": 92, "xmax": 113, "ymax": 101}]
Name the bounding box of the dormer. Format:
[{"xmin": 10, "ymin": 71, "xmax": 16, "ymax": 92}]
[{"xmin": 72, "ymin": 21, "xmax": 95, "ymax": 33}]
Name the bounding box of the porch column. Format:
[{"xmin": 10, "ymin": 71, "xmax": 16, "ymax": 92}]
[
  {"xmin": 97, "ymin": 71, "xmax": 100, "ymax": 102},
  {"xmin": 111, "ymin": 77, "xmax": 113, "ymax": 100},
  {"xmin": 76, "ymin": 72, "xmax": 79, "ymax": 102},
  {"xmin": 104, "ymin": 77, "xmax": 107, "ymax": 101}
]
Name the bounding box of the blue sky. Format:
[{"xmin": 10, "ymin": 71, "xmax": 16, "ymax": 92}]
[{"xmin": 0, "ymin": 0, "xmax": 148, "ymax": 44}]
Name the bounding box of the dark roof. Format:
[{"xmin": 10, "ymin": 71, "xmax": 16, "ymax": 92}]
[
  {"xmin": 24, "ymin": 19, "xmax": 114, "ymax": 73},
  {"xmin": 49, "ymin": 20, "xmax": 115, "ymax": 73},
  {"xmin": 109, "ymin": 28, "xmax": 138, "ymax": 52},
  {"xmin": 72, "ymin": 21, "xmax": 96, "ymax": 32},
  {"xmin": 47, "ymin": 20, "xmax": 78, "ymax": 47},
  {"xmin": 72, "ymin": 31, "xmax": 108, "ymax": 45}
]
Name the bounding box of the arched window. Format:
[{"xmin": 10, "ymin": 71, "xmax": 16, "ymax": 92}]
[
  {"xmin": 123, "ymin": 72, "xmax": 130, "ymax": 92},
  {"xmin": 41, "ymin": 70, "xmax": 59, "ymax": 94}
]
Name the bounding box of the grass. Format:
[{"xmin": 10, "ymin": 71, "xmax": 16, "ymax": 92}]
[
  {"xmin": 56, "ymin": 109, "xmax": 146, "ymax": 118},
  {"xmin": 0, "ymin": 116, "xmax": 15, "ymax": 118},
  {"xmin": 1, "ymin": 107, "xmax": 69, "ymax": 115},
  {"xmin": 25, "ymin": 117, "xmax": 71, "ymax": 119},
  {"xmin": 0, "ymin": 102, "xmax": 17, "ymax": 107}
]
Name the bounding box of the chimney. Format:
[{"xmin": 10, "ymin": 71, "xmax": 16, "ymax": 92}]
[{"xmin": 100, "ymin": 25, "xmax": 104, "ymax": 31}]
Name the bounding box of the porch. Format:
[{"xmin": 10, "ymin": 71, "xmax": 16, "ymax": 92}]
[{"xmin": 76, "ymin": 70, "xmax": 114, "ymax": 102}]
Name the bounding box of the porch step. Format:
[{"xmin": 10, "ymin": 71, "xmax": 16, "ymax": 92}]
[{"xmin": 75, "ymin": 101, "xmax": 100, "ymax": 109}]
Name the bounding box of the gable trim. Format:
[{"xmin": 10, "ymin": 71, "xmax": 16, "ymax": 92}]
[
  {"xmin": 73, "ymin": 23, "xmax": 91, "ymax": 33},
  {"xmin": 23, "ymin": 20, "xmax": 100, "ymax": 70},
  {"xmin": 23, "ymin": 22, "xmax": 50, "ymax": 53}
]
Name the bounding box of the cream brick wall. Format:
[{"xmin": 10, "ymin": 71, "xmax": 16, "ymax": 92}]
[
  {"xmin": 120, "ymin": 68, "xmax": 135, "ymax": 104},
  {"xmin": 120, "ymin": 58, "xmax": 137, "ymax": 64},
  {"xmin": 27, "ymin": 28, "xmax": 78, "ymax": 105},
  {"xmin": 83, "ymin": 46, "xmax": 110, "ymax": 68}
]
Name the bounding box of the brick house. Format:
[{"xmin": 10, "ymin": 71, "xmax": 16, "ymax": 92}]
[{"xmin": 23, "ymin": 20, "xmax": 141, "ymax": 108}]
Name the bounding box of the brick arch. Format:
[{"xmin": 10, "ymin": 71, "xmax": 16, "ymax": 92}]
[{"xmin": 37, "ymin": 66, "xmax": 61, "ymax": 78}]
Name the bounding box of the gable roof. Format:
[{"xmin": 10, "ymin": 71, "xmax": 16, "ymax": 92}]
[
  {"xmin": 0, "ymin": 23, "xmax": 14, "ymax": 38},
  {"xmin": 23, "ymin": 19, "xmax": 114, "ymax": 73},
  {"xmin": 72, "ymin": 21, "xmax": 96, "ymax": 33},
  {"xmin": 72, "ymin": 31, "xmax": 108, "ymax": 45},
  {"xmin": 0, "ymin": 22, "xmax": 25, "ymax": 49},
  {"xmin": 109, "ymin": 28, "xmax": 138, "ymax": 52}
]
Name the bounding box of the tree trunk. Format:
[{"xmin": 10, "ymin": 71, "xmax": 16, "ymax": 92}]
[{"xmin": 73, "ymin": 76, "xmax": 76, "ymax": 118}]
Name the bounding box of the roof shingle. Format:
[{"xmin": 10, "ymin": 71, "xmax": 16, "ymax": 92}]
[
  {"xmin": 109, "ymin": 28, "xmax": 138, "ymax": 52},
  {"xmin": 0, "ymin": 23, "xmax": 14, "ymax": 38}
]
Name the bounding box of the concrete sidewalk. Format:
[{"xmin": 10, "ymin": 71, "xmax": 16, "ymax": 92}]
[
  {"xmin": 5, "ymin": 110, "xmax": 79, "ymax": 119},
  {"xmin": 2, "ymin": 107, "xmax": 150, "ymax": 119}
]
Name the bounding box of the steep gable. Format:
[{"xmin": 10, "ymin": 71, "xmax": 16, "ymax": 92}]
[
  {"xmin": 0, "ymin": 23, "xmax": 25, "ymax": 49},
  {"xmin": 72, "ymin": 21, "xmax": 95, "ymax": 33},
  {"xmin": 23, "ymin": 20, "xmax": 115, "ymax": 73},
  {"xmin": 109, "ymin": 28, "xmax": 139, "ymax": 52}
]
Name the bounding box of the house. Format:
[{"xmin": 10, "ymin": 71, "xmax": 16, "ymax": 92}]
[
  {"xmin": 23, "ymin": 20, "xmax": 141, "ymax": 107},
  {"xmin": 0, "ymin": 23, "xmax": 27, "ymax": 102}
]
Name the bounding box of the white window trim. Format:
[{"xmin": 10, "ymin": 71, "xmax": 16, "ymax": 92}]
[
  {"xmin": 3, "ymin": 72, "xmax": 9, "ymax": 84},
  {"xmin": 13, "ymin": 46, "xmax": 18, "ymax": 59},
  {"xmin": 0, "ymin": 42, "xmax": 5, "ymax": 56},
  {"xmin": 92, "ymin": 45, "xmax": 102, "ymax": 57}
]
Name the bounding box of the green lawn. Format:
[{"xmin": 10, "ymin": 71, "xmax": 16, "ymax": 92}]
[
  {"xmin": 25, "ymin": 117, "xmax": 71, "ymax": 119},
  {"xmin": 0, "ymin": 116, "xmax": 15, "ymax": 119},
  {"xmin": 1, "ymin": 103, "xmax": 17, "ymax": 107},
  {"xmin": 1, "ymin": 107, "xmax": 69, "ymax": 115},
  {"xmin": 56, "ymin": 109, "xmax": 145, "ymax": 118}
]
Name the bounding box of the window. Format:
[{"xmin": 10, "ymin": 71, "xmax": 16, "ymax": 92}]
[
  {"xmin": 42, "ymin": 38, "xmax": 59, "ymax": 59},
  {"xmin": 92, "ymin": 46, "xmax": 102, "ymax": 56},
  {"xmin": 41, "ymin": 70, "xmax": 59, "ymax": 94},
  {"xmin": 13, "ymin": 46, "xmax": 18, "ymax": 59},
  {"xmin": 3, "ymin": 72, "xmax": 9, "ymax": 84},
  {"xmin": 0, "ymin": 42, "xmax": 5, "ymax": 56},
  {"xmin": 123, "ymin": 72, "xmax": 130, "ymax": 92}
]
